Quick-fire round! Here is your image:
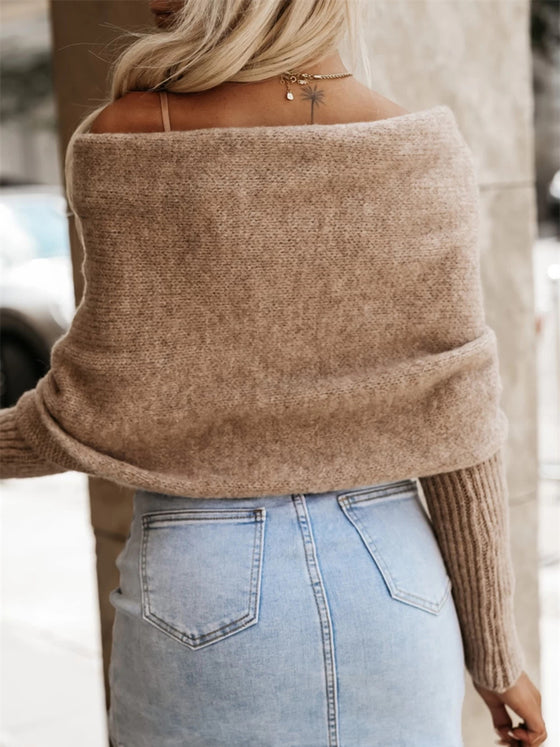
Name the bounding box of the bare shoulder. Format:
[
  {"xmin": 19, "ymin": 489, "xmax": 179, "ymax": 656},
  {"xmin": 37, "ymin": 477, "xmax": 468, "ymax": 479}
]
[
  {"xmin": 354, "ymin": 84, "xmax": 410, "ymax": 121},
  {"xmin": 89, "ymin": 91, "xmax": 164, "ymax": 134},
  {"xmin": 87, "ymin": 85, "xmax": 411, "ymax": 134},
  {"xmin": 372, "ymin": 93, "xmax": 410, "ymax": 120}
]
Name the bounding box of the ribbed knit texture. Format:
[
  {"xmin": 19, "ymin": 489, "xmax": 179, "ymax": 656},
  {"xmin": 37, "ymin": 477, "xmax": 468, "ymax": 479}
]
[
  {"xmin": 419, "ymin": 447, "xmax": 525, "ymax": 692},
  {"xmin": 0, "ymin": 104, "xmax": 526, "ymax": 691},
  {"xmin": 0, "ymin": 405, "xmax": 62, "ymax": 477}
]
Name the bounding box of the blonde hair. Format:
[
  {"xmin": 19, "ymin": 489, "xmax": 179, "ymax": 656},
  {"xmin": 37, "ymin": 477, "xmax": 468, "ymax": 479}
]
[{"xmin": 64, "ymin": 0, "xmax": 371, "ymax": 222}]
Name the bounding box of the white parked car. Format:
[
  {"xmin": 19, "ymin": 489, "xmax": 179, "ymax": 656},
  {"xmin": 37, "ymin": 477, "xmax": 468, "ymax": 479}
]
[
  {"xmin": 0, "ymin": 186, "xmax": 75, "ymax": 408},
  {"xmin": 548, "ymin": 169, "xmax": 560, "ymax": 226}
]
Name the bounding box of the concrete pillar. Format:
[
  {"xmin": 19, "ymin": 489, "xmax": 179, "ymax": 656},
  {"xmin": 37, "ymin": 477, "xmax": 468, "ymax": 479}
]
[{"xmin": 49, "ymin": 0, "xmax": 151, "ymax": 711}]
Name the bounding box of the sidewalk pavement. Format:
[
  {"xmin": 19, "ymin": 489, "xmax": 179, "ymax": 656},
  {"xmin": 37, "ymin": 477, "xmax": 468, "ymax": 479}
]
[{"xmin": 0, "ymin": 472, "xmax": 107, "ymax": 746}]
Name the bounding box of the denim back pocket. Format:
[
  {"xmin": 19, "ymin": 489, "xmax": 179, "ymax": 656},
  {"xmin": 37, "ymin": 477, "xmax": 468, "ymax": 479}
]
[
  {"xmin": 140, "ymin": 507, "xmax": 266, "ymax": 649},
  {"xmin": 337, "ymin": 480, "xmax": 451, "ymax": 614}
]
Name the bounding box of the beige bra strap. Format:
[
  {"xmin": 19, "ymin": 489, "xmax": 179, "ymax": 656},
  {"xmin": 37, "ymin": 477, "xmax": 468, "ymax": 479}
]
[{"xmin": 159, "ymin": 90, "xmax": 171, "ymax": 132}]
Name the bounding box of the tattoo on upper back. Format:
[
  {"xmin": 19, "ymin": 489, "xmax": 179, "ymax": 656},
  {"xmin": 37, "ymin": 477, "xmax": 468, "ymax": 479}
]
[{"xmin": 299, "ymin": 84, "xmax": 326, "ymax": 124}]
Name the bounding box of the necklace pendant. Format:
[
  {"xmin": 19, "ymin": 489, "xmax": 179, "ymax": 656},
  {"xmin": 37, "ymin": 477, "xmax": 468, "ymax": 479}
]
[{"xmin": 286, "ymin": 91, "xmax": 294, "ymax": 100}]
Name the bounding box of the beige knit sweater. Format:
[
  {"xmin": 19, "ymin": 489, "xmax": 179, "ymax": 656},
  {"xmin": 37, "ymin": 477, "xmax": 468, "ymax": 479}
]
[{"xmin": 0, "ymin": 104, "xmax": 524, "ymax": 691}]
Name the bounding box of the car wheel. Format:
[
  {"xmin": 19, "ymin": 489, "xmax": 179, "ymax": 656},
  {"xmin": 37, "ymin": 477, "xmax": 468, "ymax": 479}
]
[{"xmin": 0, "ymin": 335, "xmax": 42, "ymax": 409}]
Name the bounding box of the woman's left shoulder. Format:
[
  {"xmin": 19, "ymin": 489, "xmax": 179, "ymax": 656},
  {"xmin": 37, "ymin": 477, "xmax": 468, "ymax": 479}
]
[{"xmin": 89, "ymin": 91, "xmax": 164, "ymax": 134}]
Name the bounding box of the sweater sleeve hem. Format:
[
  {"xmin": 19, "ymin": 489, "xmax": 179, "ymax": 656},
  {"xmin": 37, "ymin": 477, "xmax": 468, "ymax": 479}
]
[{"xmin": 0, "ymin": 401, "xmax": 68, "ymax": 479}]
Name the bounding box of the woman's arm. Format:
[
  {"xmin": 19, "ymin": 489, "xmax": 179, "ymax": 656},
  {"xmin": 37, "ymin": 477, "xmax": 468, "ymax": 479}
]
[
  {"xmin": 418, "ymin": 447, "xmax": 525, "ymax": 693},
  {"xmin": 0, "ymin": 403, "xmax": 66, "ymax": 478}
]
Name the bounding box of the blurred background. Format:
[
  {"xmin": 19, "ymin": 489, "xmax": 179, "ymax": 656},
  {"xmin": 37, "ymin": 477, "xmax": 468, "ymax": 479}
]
[{"xmin": 0, "ymin": 1, "xmax": 558, "ymax": 745}]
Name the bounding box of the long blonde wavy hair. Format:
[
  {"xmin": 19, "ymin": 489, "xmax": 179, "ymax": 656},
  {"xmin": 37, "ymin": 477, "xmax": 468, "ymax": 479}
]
[{"xmin": 64, "ymin": 0, "xmax": 371, "ymax": 221}]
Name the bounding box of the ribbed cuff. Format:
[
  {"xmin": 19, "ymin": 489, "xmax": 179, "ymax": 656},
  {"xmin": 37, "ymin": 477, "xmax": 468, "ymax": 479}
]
[
  {"xmin": 419, "ymin": 448, "xmax": 526, "ymax": 693},
  {"xmin": 0, "ymin": 404, "xmax": 64, "ymax": 479}
]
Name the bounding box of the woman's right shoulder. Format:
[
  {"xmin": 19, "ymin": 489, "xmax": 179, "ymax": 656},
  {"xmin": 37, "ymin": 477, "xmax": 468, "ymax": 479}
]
[{"xmin": 89, "ymin": 91, "xmax": 165, "ymax": 134}]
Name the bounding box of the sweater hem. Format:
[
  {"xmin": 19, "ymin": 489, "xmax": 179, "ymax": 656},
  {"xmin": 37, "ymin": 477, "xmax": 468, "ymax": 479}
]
[{"xmin": 15, "ymin": 385, "xmax": 509, "ymax": 498}]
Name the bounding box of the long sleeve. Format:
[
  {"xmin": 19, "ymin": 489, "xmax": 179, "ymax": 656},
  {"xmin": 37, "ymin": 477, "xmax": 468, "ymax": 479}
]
[
  {"xmin": 0, "ymin": 404, "xmax": 67, "ymax": 479},
  {"xmin": 419, "ymin": 447, "xmax": 526, "ymax": 693}
]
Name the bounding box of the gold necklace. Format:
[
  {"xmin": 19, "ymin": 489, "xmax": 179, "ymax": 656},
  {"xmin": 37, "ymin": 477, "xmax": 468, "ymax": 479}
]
[{"xmin": 279, "ymin": 70, "xmax": 353, "ymax": 101}]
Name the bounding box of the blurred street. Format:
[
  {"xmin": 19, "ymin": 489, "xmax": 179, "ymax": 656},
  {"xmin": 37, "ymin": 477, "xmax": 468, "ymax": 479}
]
[{"xmin": 534, "ymin": 230, "xmax": 560, "ymax": 747}]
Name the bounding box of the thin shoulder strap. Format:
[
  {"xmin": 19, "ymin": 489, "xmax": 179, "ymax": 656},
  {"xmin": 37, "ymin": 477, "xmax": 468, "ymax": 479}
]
[{"xmin": 159, "ymin": 90, "xmax": 171, "ymax": 132}]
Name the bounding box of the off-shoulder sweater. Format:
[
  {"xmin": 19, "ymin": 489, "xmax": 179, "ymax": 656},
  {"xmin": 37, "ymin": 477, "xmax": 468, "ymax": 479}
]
[{"xmin": 0, "ymin": 104, "xmax": 525, "ymax": 692}]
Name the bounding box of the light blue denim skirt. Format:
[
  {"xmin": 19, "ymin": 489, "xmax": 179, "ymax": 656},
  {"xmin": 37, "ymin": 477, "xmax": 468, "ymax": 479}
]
[{"xmin": 107, "ymin": 477, "xmax": 466, "ymax": 747}]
